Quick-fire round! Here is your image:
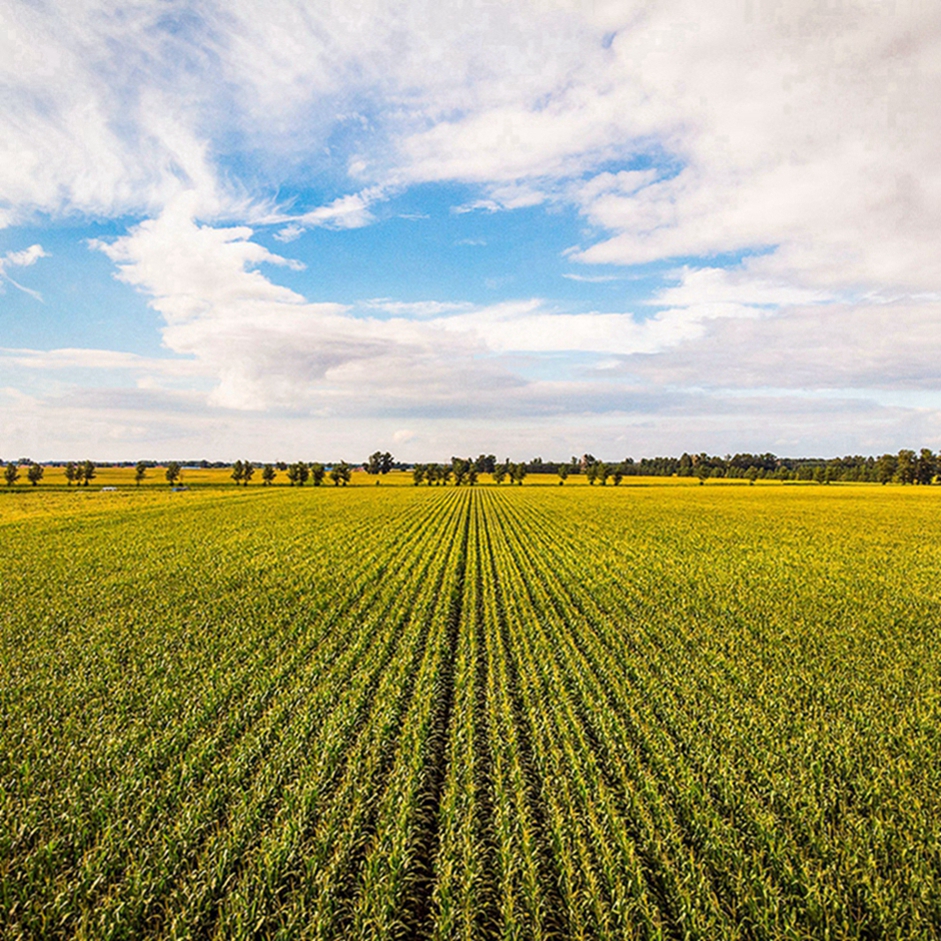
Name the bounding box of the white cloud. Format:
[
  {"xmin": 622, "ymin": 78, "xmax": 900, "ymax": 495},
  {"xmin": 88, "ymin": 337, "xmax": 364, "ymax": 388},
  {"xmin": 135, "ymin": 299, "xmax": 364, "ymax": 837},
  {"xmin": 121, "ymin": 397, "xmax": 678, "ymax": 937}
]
[
  {"xmin": 2, "ymin": 0, "xmax": 941, "ymax": 456},
  {"xmin": 362, "ymin": 298, "xmax": 475, "ymax": 318},
  {"xmin": 434, "ymin": 297, "xmax": 762, "ymax": 356},
  {"xmin": 0, "ymin": 243, "xmax": 47, "ymax": 299},
  {"xmin": 3, "ymin": 1, "xmax": 939, "ymax": 301},
  {"xmin": 273, "ymin": 223, "xmax": 305, "ymax": 243},
  {"xmin": 618, "ymin": 300, "xmax": 941, "ymax": 394},
  {"xmin": 648, "ymin": 266, "xmax": 836, "ymax": 309},
  {"xmin": 562, "ymin": 273, "xmax": 620, "ymax": 283},
  {"xmin": 0, "ymin": 346, "xmax": 204, "ymax": 377},
  {"xmin": 2, "ymin": 244, "xmax": 46, "ymax": 268},
  {"xmin": 295, "ymin": 188, "xmax": 382, "ymax": 229},
  {"xmin": 85, "ymin": 200, "xmax": 524, "ymax": 412}
]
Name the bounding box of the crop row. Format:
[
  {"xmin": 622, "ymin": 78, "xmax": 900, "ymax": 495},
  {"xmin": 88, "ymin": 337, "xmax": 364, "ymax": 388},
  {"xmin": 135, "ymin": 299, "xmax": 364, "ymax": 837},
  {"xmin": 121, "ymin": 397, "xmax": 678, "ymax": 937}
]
[{"xmin": 2, "ymin": 484, "xmax": 940, "ymax": 938}]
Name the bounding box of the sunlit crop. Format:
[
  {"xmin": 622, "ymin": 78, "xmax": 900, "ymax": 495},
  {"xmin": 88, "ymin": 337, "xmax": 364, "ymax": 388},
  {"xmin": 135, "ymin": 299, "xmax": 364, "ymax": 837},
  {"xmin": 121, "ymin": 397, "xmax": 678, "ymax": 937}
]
[{"xmin": 2, "ymin": 482, "xmax": 939, "ymax": 938}]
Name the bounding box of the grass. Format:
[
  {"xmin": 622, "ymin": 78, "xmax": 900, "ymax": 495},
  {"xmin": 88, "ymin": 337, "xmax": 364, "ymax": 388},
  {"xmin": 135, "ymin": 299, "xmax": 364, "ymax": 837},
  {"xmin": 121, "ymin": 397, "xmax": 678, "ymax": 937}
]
[{"xmin": 2, "ymin": 482, "xmax": 939, "ymax": 939}]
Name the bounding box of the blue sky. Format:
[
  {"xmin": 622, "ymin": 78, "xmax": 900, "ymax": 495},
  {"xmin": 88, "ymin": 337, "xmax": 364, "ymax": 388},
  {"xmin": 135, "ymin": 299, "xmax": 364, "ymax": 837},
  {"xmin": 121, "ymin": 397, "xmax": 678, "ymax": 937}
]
[{"xmin": 1, "ymin": 1, "xmax": 940, "ymax": 461}]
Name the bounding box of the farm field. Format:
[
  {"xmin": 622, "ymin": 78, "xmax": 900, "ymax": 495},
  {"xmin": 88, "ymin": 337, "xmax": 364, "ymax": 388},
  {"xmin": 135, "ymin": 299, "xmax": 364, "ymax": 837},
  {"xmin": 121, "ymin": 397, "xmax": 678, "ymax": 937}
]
[{"xmin": 2, "ymin": 483, "xmax": 940, "ymax": 939}]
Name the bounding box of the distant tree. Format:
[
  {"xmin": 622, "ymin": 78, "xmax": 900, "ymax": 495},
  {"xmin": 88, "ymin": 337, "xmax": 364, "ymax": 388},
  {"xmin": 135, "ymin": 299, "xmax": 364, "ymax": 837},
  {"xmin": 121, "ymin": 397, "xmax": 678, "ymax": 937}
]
[
  {"xmin": 585, "ymin": 463, "xmax": 598, "ymax": 485},
  {"xmin": 231, "ymin": 460, "xmax": 244, "ymax": 486},
  {"xmin": 745, "ymin": 466, "xmax": 760, "ymax": 485},
  {"xmin": 512, "ymin": 463, "xmax": 527, "ymax": 486},
  {"xmin": 696, "ymin": 461, "xmax": 709, "ymax": 485},
  {"xmin": 611, "ymin": 464, "xmax": 624, "ymax": 486},
  {"xmin": 165, "ymin": 461, "xmax": 182, "ymax": 486},
  {"xmin": 80, "ymin": 460, "xmax": 96, "ymax": 487},
  {"xmin": 380, "ymin": 452, "xmax": 394, "ymax": 474},
  {"xmin": 330, "ymin": 461, "xmax": 352, "ymax": 486},
  {"xmin": 440, "ymin": 465, "xmax": 453, "ymax": 486},
  {"xmin": 3, "ymin": 462, "xmax": 19, "ymax": 487},
  {"xmin": 26, "ymin": 462, "xmax": 44, "ymax": 486},
  {"xmin": 452, "ymin": 457, "xmax": 469, "ymax": 486},
  {"xmin": 64, "ymin": 461, "xmax": 78, "ymax": 486},
  {"xmin": 286, "ymin": 461, "xmax": 309, "ymax": 486},
  {"xmin": 475, "ymin": 454, "xmax": 496, "ymax": 475},
  {"xmin": 597, "ymin": 464, "xmax": 611, "ymax": 486},
  {"xmin": 412, "ymin": 464, "xmax": 426, "ymax": 486},
  {"xmin": 242, "ymin": 461, "xmax": 255, "ymax": 486},
  {"xmin": 134, "ymin": 460, "xmax": 147, "ymax": 486},
  {"xmin": 309, "ymin": 462, "xmax": 325, "ymax": 486},
  {"xmin": 896, "ymin": 449, "xmax": 916, "ymax": 485},
  {"xmin": 276, "ymin": 461, "xmax": 288, "ymax": 471},
  {"xmin": 557, "ymin": 463, "xmax": 569, "ymax": 485},
  {"xmin": 874, "ymin": 453, "xmax": 896, "ymax": 484},
  {"xmin": 467, "ymin": 461, "xmax": 478, "ymax": 486},
  {"xmin": 261, "ymin": 463, "xmax": 276, "ymax": 486},
  {"xmin": 366, "ymin": 451, "xmax": 382, "ymax": 475},
  {"xmin": 493, "ymin": 461, "xmax": 508, "ymax": 485},
  {"xmin": 916, "ymin": 448, "xmax": 936, "ymax": 485}
]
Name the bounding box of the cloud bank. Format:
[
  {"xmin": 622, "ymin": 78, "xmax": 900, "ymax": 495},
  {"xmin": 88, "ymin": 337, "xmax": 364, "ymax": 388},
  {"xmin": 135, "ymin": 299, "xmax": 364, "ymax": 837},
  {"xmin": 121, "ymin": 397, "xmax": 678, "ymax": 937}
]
[{"xmin": 1, "ymin": 0, "xmax": 939, "ymax": 457}]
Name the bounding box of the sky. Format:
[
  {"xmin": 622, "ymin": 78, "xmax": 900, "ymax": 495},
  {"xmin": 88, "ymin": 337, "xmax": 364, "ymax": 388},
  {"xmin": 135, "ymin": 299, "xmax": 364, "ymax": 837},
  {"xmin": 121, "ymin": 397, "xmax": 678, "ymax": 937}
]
[{"xmin": 1, "ymin": 0, "xmax": 940, "ymax": 462}]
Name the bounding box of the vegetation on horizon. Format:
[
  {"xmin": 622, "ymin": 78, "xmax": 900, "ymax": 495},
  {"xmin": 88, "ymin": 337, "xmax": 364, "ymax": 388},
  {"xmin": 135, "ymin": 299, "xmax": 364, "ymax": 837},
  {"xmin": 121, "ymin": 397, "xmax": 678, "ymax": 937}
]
[{"xmin": 3, "ymin": 447, "xmax": 939, "ymax": 489}]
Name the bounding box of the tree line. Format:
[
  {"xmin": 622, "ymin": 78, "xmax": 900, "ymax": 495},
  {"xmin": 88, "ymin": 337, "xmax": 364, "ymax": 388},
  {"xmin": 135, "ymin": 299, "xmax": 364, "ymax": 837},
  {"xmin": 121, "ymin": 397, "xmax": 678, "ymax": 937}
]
[{"xmin": 4, "ymin": 448, "xmax": 940, "ymax": 488}]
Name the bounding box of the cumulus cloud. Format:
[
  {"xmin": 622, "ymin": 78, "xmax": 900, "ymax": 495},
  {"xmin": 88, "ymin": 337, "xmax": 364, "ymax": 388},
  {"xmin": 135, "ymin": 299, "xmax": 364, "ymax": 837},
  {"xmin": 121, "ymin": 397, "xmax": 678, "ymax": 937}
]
[{"xmin": 86, "ymin": 199, "xmax": 526, "ymax": 412}]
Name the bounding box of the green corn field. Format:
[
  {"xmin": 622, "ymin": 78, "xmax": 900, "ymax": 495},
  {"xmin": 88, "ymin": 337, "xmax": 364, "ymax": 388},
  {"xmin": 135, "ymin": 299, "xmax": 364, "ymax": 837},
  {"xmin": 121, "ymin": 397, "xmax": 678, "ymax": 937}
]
[{"xmin": 2, "ymin": 482, "xmax": 940, "ymax": 939}]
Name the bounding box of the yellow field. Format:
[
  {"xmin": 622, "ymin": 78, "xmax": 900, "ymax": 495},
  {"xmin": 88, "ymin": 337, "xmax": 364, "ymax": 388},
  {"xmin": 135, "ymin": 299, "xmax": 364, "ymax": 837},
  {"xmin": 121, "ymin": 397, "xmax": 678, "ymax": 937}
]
[{"xmin": 2, "ymin": 481, "xmax": 939, "ymax": 938}]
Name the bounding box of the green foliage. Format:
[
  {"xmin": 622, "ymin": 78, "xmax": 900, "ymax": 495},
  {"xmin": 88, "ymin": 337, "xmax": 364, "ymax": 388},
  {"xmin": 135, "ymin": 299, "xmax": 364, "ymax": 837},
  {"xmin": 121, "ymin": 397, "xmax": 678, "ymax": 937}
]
[
  {"xmin": 26, "ymin": 463, "xmax": 44, "ymax": 486},
  {"xmin": 3, "ymin": 461, "xmax": 19, "ymax": 487},
  {"xmin": 165, "ymin": 461, "xmax": 182, "ymax": 486},
  {"xmin": 452, "ymin": 457, "xmax": 470, "ymax": 486},
  {"xmin": 329, "ymin": 461, "xmax": 351, "ymax": 486},
  {"xmin": 366, "ymin": 451, "xmax": 394, "ymax": 475}
]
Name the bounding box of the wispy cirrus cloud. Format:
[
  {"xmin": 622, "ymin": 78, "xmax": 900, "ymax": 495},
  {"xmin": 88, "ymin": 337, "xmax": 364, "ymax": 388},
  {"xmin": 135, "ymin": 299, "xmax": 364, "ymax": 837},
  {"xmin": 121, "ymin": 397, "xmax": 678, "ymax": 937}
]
[{"xmin": 0, "ymin": 244, "xmax": 47, "ymax": 299}]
